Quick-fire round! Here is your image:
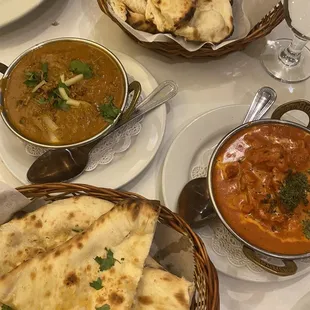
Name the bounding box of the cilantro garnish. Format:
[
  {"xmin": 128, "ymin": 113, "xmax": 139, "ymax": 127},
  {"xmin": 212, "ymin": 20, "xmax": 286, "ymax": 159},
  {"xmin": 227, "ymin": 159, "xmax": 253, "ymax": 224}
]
[
  {"xmin": 279, "ymin": 171, "xmax": 310, "ymax": 212},
  {"xmin": 99, "ymin": 96, "xmax": 121, "ymax": 123},
  {"xmin": 70, "ymin": 60, "xmax": 93, "ymax": 79},
  {"xmin": 96, "ymin": 305, "xmax": 110, "ymax": 310},
  {"xmin": 42, "ymin": 62, "xmax": 48, "ymax": 81},
  {"xmin": 94, "ymin": 248, "xmax": 119, "ymax": 271},
  {"xmin": 24, "ymin": 71, "xmax": 41, "ymax": 87},
  {"xmin": 2, "ymin": 305, "xmax": 13, "ymax": 310},
  {"xmin": 53, "ymin": 98, "xmax": 70, "ymax": 111},
  {"xmin": 35, "ymin": 97, "xmax": 48, "ymax": 104},
  {"xmin": 89, "ymin": 277, "xmax": 103, "ymax": 290},
  {"xmin": 302, "ymin": 220, "xmax": 310, "ymax": 239},
  {"xmin": 48, "ymin": 89, "xmax": 70, "ymax": 111},
  {"xmin": 24, "ymin": 63, "xmax": 48, "ymax": 87}
]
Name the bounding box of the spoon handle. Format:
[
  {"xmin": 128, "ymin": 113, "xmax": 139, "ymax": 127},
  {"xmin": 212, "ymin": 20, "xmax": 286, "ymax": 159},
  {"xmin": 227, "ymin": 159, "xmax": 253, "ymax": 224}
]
[
  {"xmin": 115, "ymin": 80, "xmax": 178, "ymax": 129},
  {"xmin": 242, "ymin": 87, "xmax": 277, "ymax": 124},
  {"xmin": 135, "ymin": 80, "xmax": 178, "ymax": 110},
  {"xmin": 78, "ymin": 80, "xmax": 178, "ymax": 153}
]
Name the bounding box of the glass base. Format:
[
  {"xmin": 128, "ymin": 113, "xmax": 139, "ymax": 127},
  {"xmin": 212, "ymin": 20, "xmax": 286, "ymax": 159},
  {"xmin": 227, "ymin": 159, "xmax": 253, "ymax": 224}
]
[{"xmin": 261, "ymin": 39, "xmax": 310, "ymax": 83}]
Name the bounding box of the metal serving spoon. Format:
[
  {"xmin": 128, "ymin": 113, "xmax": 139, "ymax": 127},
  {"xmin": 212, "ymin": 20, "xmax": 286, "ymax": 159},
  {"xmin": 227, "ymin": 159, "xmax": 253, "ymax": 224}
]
[
  {"xmin": 178, "ymin": 87, "xmax": 277, "ymax": 228},
  {"xmin": 27, "ymin": 80, "xmax": 178, "ymax": 184}
]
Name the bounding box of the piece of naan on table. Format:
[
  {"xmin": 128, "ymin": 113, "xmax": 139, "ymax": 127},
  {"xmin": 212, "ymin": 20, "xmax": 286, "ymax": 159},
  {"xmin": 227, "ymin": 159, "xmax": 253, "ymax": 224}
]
[{"xmin": 0, "ymin": 200, "xmax": 158, "ymax": 310}]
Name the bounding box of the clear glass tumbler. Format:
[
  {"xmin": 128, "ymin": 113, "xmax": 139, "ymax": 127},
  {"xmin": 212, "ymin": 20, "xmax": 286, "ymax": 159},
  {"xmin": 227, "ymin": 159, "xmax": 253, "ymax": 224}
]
[{"xmin": 261, "ymin": 0, "xmax": 310, "ymax": 83}]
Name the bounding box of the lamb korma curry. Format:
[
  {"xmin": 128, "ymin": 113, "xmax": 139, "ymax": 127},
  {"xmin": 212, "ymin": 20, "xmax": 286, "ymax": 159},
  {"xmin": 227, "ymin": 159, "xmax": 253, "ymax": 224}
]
[
  {"xmin": 212, "ymin": 123, "xmax": 310, "ymax": 255},
  {"xmin": 3, "ymin": 41, "xmax": 125, "ymax": 145}
]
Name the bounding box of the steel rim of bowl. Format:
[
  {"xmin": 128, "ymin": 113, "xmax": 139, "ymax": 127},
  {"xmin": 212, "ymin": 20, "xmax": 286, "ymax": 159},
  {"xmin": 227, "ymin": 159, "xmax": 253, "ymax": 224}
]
[
  {"xmin": 0, "ymin": 37, "xmax": 129, "ymax": 149},
  {"xmin": 207, "ymin": 118, "xmax": 310, "ymax": 261}
]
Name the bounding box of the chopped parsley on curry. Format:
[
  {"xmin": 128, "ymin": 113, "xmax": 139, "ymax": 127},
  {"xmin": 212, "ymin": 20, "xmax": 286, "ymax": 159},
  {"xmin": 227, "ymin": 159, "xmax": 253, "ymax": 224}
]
[
  {"xmin": 4, "ymin": 41, "xmax": 125, "ymax": 145},
  {"xmin": 212, "ymin": 123, "xmax": 310, "ymax": 255}
]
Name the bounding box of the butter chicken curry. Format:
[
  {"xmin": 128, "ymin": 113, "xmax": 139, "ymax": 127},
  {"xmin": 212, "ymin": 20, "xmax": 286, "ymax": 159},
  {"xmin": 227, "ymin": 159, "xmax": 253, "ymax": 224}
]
[
  {"xmin": 3, "ymin": 41, "xmax": 125, "ymax": 145},
  {"xmin": 212, "ymin": 123, "xmax": 310, "ymax": 255}
]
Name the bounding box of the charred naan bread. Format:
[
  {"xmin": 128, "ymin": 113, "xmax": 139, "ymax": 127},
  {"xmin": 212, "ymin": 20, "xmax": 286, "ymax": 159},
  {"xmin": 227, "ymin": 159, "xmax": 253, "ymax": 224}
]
[
  {"xmin": 0, "ymin": 200, "xmax": 159, "ymax": 310},
  {"xmin": 145, "ymin": 0, "xmax": 196, "ymax": 32},
  {"xmin": 123, "ymin": 0, "xmax": 147, "ymax": 14},
  {"xmin": 109, "ymin": 0, "xmax": 147, "ymax": 21},
  {"xmin": 109, "ymin": 0, "xmax": 128, "ymax": 20},
  {"xmin": 127, "ymin": 10, "xmax": 157, "ymax": 33},
  {"xmin": 145, "ymin": 0, "xmax": 173, "ymax": 32},
  {"xmin": 0, "ymin": 196, "xmax": 114, "ymax": 277},
  {"xmin": 152, "ymin": 0, "xmax": 196, "ymax": 28},
  {"xmin": 133, "ymin": 267, "xmax": 194, "ymax": 309},
  {"xmin": 175, "ymin": 0, "xmax": 233, "ymax": 43}
]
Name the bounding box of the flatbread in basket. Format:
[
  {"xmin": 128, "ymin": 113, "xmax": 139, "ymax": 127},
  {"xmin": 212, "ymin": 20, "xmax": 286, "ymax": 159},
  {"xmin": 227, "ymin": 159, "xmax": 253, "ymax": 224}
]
[{"xmin": 0, "ymin": 197, "xmax": 194, "ymax": 310}]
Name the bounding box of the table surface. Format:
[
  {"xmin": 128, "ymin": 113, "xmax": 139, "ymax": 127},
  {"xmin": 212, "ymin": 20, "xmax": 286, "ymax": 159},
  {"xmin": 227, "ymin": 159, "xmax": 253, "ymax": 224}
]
[{"xmin": 1, "ymin": 1, "xmax": 310, "ymax": 309}]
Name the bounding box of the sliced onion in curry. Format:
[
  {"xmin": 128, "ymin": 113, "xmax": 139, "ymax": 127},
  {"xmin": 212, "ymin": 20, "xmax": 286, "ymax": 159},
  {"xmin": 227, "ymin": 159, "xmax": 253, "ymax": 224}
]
[
  {"xmin": 41, "ymin": 115, "xmax": 58, "ymax": 132},
  {"xmin": 64, "ymin": 74, "xmax": 84, "ymax": 87},
  {"xmin": 58, "ymin": 87, "xmax": 69, "ymax": 101},
  {"xmin": 66, "ymin": 99, "xmax": 81, "ymax": 107},
  {"xmin": 48, "ymin": 131, "xmax": 60, "ymax": 143},
  {"xmin": 31, "ymin": 80, "xmax": 46, "ymax": 93}
]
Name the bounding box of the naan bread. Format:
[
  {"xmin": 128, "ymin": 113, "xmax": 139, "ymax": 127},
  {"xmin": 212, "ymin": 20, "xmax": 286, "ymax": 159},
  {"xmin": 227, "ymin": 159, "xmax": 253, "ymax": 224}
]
[
  {"xmin": 0, "ymin": 199, "xmax": 159, "ymax": 310},
  {"xmin": 127, "ymin": 10, "xmax": 157, "ymax": 33},
  {"xmin": 0, "ymin": 196, "xmax": 114, "ymax": 276},
  {"xmin": 145, "ymin": 0, "xmax": 196, "ymax": 32},
  {"xmin": 151, "ymin": 0, "xmax": 196, "ymax": 27},
  {"xmin": 145, "ymin": 0, "xmax": 174, "ymax": 32},
  {"xmin": 133, "ymin": 267, "xmax": 193, "ymax": 309},
  {"xmin": 123, "ymin": 0, "xmax": 147, "ymax": 15},
  {"xmin": 109, "ymin": 0, "xmax": 147, "ymax": 21},
  {"xmin": 109, "ymin": 0, "xmax": 128, "ymax": 20},
  {"xmin": 175, "ymin": 0, "xmax": 233, "ymax": 43}
]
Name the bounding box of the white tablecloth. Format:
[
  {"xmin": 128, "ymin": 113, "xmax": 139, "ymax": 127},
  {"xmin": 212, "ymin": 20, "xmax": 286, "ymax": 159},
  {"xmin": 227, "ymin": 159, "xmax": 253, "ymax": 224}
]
[{"xmin": 1, "ymin": 1, "xmax": 310, "ymax": 309}]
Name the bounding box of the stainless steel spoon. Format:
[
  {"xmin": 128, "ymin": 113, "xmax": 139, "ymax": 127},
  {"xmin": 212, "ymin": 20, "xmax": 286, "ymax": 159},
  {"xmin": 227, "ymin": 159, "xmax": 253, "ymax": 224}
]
[
  {"xmin": 27, "ymin": 80, "xmax": 178, "ymax": 184},
  {"xmin": 178, "ymin": 86, "xmax": 277, "ymax": 228}
]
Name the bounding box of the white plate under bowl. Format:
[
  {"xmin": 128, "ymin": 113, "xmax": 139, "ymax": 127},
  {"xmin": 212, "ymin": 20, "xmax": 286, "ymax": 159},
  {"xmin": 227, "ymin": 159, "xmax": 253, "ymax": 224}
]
[
  {"xmin": 162, "ymin": 104, "xmax": 310, "ymax": 283},
  {"xmin": 0, "ymin": 52, "xmax": 166, "ymax": 188},
  {"xmin": 0, "ymin": 0, "xmax": 45, "ymax": 29}
]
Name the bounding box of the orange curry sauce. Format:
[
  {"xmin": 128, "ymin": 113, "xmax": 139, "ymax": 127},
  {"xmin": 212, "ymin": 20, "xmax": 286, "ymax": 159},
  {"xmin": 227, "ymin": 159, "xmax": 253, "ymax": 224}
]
[{"xmin": 212, "ymin": 123, "xmax": 310, "ymax": 255}]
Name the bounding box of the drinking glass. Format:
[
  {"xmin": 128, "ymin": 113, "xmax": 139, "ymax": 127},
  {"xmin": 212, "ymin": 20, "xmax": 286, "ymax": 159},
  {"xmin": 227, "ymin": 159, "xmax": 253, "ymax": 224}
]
[{"xmin": 261, "ymin": 0, "xmax": 310, "ymax": 83}]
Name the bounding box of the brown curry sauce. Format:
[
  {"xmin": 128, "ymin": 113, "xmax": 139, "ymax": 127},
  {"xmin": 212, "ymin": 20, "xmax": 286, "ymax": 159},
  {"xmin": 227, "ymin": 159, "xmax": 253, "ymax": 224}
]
[
  {"xmin": 4, "ymin": 41, "xmax": 125, "ymax": 145},
  {"xmin": 212, "ymin": 123, "xmax": 310, "ymax": 255}
]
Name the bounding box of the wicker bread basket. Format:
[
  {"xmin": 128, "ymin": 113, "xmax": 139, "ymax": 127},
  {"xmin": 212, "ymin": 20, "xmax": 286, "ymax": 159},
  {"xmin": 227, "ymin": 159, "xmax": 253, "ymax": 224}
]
[
  {"xmin": 98, "ymin": 0, "xmax": 284, "ymax": 58},
  {"xmin": 17, "ymin": 183, "xmax": 220, "ymax": 310}
]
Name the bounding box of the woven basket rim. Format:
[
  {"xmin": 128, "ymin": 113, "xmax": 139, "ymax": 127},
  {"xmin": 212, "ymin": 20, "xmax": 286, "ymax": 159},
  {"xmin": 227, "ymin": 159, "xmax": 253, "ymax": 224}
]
[{"xmin": 16, "ymin": 183, "xmax": 220, "ymax": 310}]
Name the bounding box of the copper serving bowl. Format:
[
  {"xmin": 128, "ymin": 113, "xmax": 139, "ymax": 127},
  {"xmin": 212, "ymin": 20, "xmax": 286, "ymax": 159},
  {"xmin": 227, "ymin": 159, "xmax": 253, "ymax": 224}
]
[
  {"xmin": 207, "ymin": 100, "xmax": 310, "ymax": 276},
  {"xmin": 0, "ymin": 37, "xmax": 141, "ymax": 149}
]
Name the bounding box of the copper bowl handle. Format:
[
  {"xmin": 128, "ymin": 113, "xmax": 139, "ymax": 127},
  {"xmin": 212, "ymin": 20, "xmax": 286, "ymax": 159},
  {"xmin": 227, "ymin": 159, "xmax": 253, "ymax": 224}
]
[
  {"xmin": 243, "ymin": 246, "xmax": 297, "ymax": 276},
  {"xmin": 0, "ymin": 63, "xmax": 8, "ymax": 110},
  {"xmin": 119, "ymin": 81, "xmax": 141, "ymax": 124},
  {"xmin": 0, "ymin": 63, "xmax": 8, "ymax": 75},
  {"xmin": 272, "ymin": 99, "xmax": 310, "ymax": 129}
]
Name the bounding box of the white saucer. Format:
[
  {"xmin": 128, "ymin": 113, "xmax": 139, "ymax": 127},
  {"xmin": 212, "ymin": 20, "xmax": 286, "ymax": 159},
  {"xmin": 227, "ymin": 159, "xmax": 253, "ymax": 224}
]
[
  {"xmin": 0, "ymin": 0, "xmax": 45, "ymax": 29},
  {"xmin": 162, "ymin": 104, "xmax": 310, "ymax": 282},
  {"xmin": 0, "ymin": 52, "xmax": 166, "ymax": 188}
]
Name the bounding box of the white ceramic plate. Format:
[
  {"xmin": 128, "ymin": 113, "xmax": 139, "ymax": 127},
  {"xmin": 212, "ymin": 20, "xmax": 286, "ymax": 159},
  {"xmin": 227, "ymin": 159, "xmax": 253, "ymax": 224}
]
[
  {"xmin": 162, "ymin": 104, "xmax": 310, "ymax": 282},
  {"xmin": 0, "ymin": 0, "xmax": 45, "ymax": 28},
  {"xmin": 0, "ymin": 52, "xmax": 166, "ymax": 188}
]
